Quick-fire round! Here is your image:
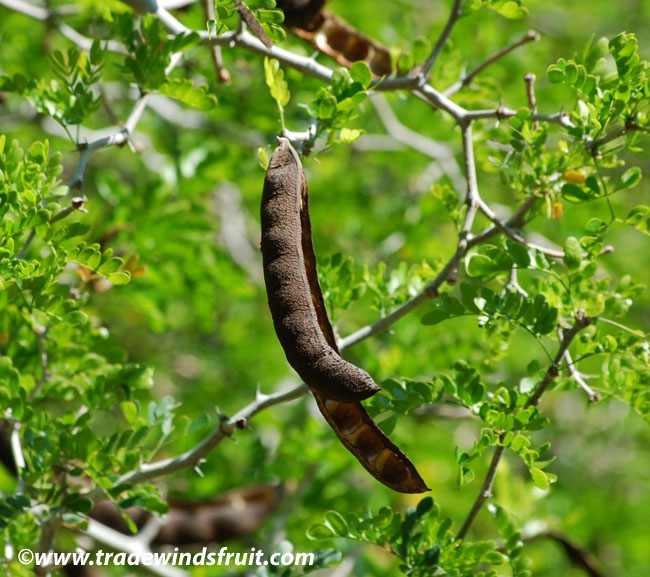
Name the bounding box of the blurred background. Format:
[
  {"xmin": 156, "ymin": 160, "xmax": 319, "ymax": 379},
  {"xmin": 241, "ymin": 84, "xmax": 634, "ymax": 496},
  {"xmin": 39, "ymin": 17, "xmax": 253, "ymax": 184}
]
[{"xmin": 1, "ymin": 0, "xmax": 649, "ymax": 575}]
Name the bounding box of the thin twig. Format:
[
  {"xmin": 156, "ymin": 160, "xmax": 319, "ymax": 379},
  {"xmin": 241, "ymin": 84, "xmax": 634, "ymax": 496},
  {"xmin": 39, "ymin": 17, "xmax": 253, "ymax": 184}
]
[
  {"xmin": 17, "ymin": 230, "xmax": 36, "ymax": 260},
  {"xmin": 49, "ymin": 197, "xmax": 88, "ymax": 224},
  {"xmin": 34, "ymin": 516, "xmax": 63, "ymax": 577},
  {"xmin": 597, "ymin": 316, "xmax": 646, "ymax": 338},
  {"xmin": 590, "ymin": 121, "xmax": 649, "ymax": 154},
  {"xmin": 420, "ymin": 0, "xmax": 463, "ymax": 81},
  {"xmin": 455, "ymin": 312, "xmax": 591, "ymax": 541},
  {"xmin": 558, "ymin": 328, "xmax": 601, "ymax": 403},
  {"xmin": 36, "ymin": 326, "xmax": 50, "ymax": 385},
  {"xmin": 340, "ymin": 193, "xmax": 542, "ymax": 350},
  {"xmin": 455, "ymin": 443, "xmax": 505, "ymax": 541},
  {"xmin": 505, "ymin": 268, "xmax": 528, "ymax": 297},
  {"xmin": 67, "ymin": 93, "xmax": 151, "ymax": 189},
  {"xmin": 528, "ymin": 311, "xmax": 593, "ymax": 407},
  {"xmin": 83, "ymin": 519, "xmax": 187, "ymax": 577},
  {"xmin": 527, "ymin": 530, "xmax": 608, "ymax": 577},
  {"xmin": 477, "ymin": 197, "xmax": 565, "ymax": 258},
  {"xmin": 370, "ymin": 94, "xmax": 464, "ymax": 191},
  {"xmin": 200, "ymin": 0, "xmax": 230, "ymax": 83},
  {"xmin": 464, "ymin": 107, "xmax": 574, "ymax": 128},
  {"xmin": 9, "ymin": 416, "xmax": 26, "ymax": 492},
  {"xmin": 460, "ymin": 121, "xmax": 480, "ymax": 236},
  {"xmin": 445, "ymin": 31, "xmax": 541, "ymax": 96},
  {"xmin": 525, "ymin": 72, "xmax": 539, "ymax": 129},
  {"xmin": 84, "ymin": 384, "xmax": 309, "ymax": 503},
  {"xmin": 17, "ymin": 198, "xmax": 87, "ymax": 259}
]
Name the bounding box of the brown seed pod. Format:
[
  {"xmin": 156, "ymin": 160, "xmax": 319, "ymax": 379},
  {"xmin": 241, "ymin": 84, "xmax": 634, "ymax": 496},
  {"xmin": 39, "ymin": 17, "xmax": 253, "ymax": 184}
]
[
  {"xmin": 261, "ymin": 138, "xmax": 380, "ymax": 403},
  {"xmin": 261, "ymin": 138, "xmax": 429, "ymax": 493},
  {"xmin": 277, "ymin": 0, "xmax": 393, "ymax": 76}
]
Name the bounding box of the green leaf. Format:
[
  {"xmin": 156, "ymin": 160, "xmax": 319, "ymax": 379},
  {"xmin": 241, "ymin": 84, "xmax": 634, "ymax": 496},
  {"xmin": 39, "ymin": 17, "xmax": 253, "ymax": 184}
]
[
  {"xmin": 496, "ymin": 1, "xmax": 528, "ymax": 19},
  {"xmin": 324, "ymin": 511, "xmax": 349, "ymax": 536},
  {"xmin": 546, "ymin": 65, "xmax": 565, "ymax": 84},
  {"xmin": 338, "ymin": 128, "xmax": 364, "ymax": 143},
  {"xmin": 264, "ymin": 57, "xmax": 290, "ymax": 108},
  {"xmin": 68, "ymin": 497, "xmax": 94, "ymax": 515},
  {"xmin": 530, "ymin": 467, "xmax": 549, "ymax": 489},
  {"xmin": 108, "ymin": 271, "xmax": 131, "ymax": 285},
  {"xmin": 247, "ymin": 0, "xmax": 277, "ymax": 8},
  {"xmin": 306, "ymin": 523, "xmax": 335, "ymax": 540},
  {"xmin": 506, "ymin": 240, "xmax": 531, "ymax": 268},
  {"xmin": 561, "ymin": 182, "xmax": 594, "ymax": 203},
  {"xmin": 62, "ymin": 512, "xmax": 86, "ymax": 526},
  {"xmin": 350, "ymin": 61, "xmax": 372, "ymax": 88},
  {"xmin": 121, "ymin": 401, "xmax": 139, "ymax": 425},
  {"xmin": 169, "ymin": 31, "xmax": 201, "ymax": 53},
  {"xmin": 421, "ymin": 309, "xmax": 451, "ymax": 326},
  {"xmin": 331, "ymin": 68, "xmax": 352, "ymax": 98},
  {"xmin": 257, "ymin": 9, "xmax": 284, "ymax": 25},
  {"xmin": 466, "ymin": 253, "xmax": 497, "ymax": 277},
  {"xmin": 318, "ymin": 95, "xmax": 338, "ymax": 119},
  {"xmin": 585, "ymin": 218, "xmax": 608, "ymax": 236},
  {"xmin": 159, "ymin": 79, "xmax": 218, "ymax": 110},
  {"xmin": 416, "ymin": 496, "xmax": 434, "ymax": 517},
  {"xmin": 481, "ymin": 550, "xmax": 507, "ymax": 564},
  {"xmin": 563, "ymin": 237, "xmax": 582, "ymax": 270},
  {"xmin": 626, "ymin": 205, "xmax": 650, "ymax": 235},
  {"xmin": 65, "ymin": 311, "xmax": 88, "ymax": 328},
  {"xmin": 616, "ymin": 167, "xmax": 642, "ymax": 191},
  {"xmin": 257, "ymin": 146, "xmax": 269, "ymax": 170}
]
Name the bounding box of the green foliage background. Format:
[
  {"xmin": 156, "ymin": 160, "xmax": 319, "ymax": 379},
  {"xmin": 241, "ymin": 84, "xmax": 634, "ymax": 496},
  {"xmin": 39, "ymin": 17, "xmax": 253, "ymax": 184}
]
[{"xmin": 0, "ymin": 0, "xmax": 649, "ymax": 576}]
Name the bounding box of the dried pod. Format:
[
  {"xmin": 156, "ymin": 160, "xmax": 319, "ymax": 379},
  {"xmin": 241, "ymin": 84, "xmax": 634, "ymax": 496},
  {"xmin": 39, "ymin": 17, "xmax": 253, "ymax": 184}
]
[
  {"xmin": 261, "ymin": 138, "xmax": 380, "ymax": 403},
  {"xmin": 261, "ymin": 138, "xmax": 428, "ymax": 493},
  {"xmin": 275, "ymin": 0, "xmax": 327, "ymax": 30},
  {"xmin": 277, "ymin": 0, "xmax": 393, "ymax": 76}
]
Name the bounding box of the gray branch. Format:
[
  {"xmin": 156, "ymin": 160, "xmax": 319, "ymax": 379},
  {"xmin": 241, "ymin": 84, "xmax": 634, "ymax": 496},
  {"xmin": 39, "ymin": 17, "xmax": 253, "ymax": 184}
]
[
  {"xmin": 444, "ymin": 31, "xmax": 541, "ymax": 97},
  {"xmin": 455, "ymin": 311, "xmax": 592, "ymax": 541},
  {"xmin": 84, "ymin": 384, "xmax": 309, "ymax": 504},
  {"xmin": 420, "ymin": 0, "xmax": 463, "ymax": 81}
]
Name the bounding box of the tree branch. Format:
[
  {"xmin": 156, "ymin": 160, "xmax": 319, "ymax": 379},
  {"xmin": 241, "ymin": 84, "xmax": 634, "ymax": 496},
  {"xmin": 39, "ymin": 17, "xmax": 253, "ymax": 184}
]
[
  {"xmin": 34, "ymin": 516, "xmax": 63, "ymax": 577},
  {"xmin": 340, "ymin": 192, "xmax": 542, "ymax": 350},
  {"xmin": 558, "ymin": 328, "xmax": 601, "ymax": 403},
  {"xmin": 200, "ymin": 0, "xmax": 230, "ymax": 83},
  {"xmin": 0, "ymin": 0, "xmax": 125, "ymax": 53},
  {"xmin": 2, "ymin": 0, "xmax": 570, "ymax": 130},
  {"xmin": 528, "ymin": 311, "xmax": 593, "ymax": 406},
  {"xmin": 49, "ymin": 196, "xmax": 88, "ymax": 224},
  {"xmin": 84, "ymin": 384, "xmax": 309, "ymax": 503},
  {"xmin": 455, "ymin": 443, "xmax": 505, "ymax": 541},
  {"xmin": 444, "ymin": 30, "xmax": 540, "ymax": 97},
  {"xmin": 524, "ymin": 72, "xmax": 539, "ymax": 129},
  {"xmin": 590, "ymin": 121, "xmax": 649, "ymax": 154},
  {"xmin": 455, "ymin": 311, "xmax": 592, "ymax": 541},
  {"xmin": 83, "ymin": 518, "xmax": 188, "ymax": 577},
  {"xmin": 527, "ymin": 529, "xmax": 609, "ymax": 577},
  {"xmin": 420, "ymin": 0, "xmax": 463, "ymax": 81},
  {"xmin": 370, "ymin": 93, "xmax": 464, "ymax": 191},
  {"xmin": 464, "ymin": 107, "xmax": 574, "ymax": 128},
  {"xmin": 340, "ymin": 122, "xmax": 486, "ymax": 350},
  {"xmin": 67, "ymin": 93, "xmax": 151, "ymax": 189},
  {"xmin": 477, "ymin": 197, "xmax": 565, "ymax": 258}
]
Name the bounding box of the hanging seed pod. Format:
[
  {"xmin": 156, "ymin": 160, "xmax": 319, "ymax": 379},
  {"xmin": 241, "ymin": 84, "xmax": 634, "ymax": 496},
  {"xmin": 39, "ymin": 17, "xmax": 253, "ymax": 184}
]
[{"xmin": 261, "ymin": 138, "xmax": 428, "ymax": 493}]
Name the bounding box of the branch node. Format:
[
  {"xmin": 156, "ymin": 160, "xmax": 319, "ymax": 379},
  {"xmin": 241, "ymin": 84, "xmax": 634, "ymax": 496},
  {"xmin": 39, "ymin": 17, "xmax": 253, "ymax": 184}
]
[{"xmin": 526, "ymin": 29, "xmax": 541, "ymax": 42}]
